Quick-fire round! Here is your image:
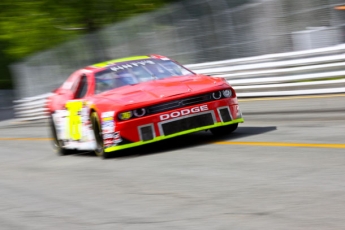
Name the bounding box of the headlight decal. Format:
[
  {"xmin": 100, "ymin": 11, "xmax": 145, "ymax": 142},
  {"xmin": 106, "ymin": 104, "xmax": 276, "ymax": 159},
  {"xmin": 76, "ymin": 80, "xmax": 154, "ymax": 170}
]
[
  {"xmin": 118, "ymin": 111, "xmax": 132, "ymax": 120},
  {"xmin": 133, "ymin": 108, "xmax": 146, "ymax": 117},
  {"xmin": 222, "ymin": 89, "xmax": 232, "ymax": 98},
  {"xmin": 212, "ymin": 91, "xmax": 222, "ymax": 100}
]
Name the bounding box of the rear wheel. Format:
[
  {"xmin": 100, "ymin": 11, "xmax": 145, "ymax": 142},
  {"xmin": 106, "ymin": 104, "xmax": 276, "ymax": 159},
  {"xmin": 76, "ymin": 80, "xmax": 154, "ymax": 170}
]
[
  {"xmin": 49, "ymin": 116, "xmax": 73, "ymax": 155},
  {"xmin": 210, "ymin": 123, "xmax": 238, "ymax": 136},
  {"xmin": 90, "ymin": 112, "xmax": 111, "ymax": 159}
]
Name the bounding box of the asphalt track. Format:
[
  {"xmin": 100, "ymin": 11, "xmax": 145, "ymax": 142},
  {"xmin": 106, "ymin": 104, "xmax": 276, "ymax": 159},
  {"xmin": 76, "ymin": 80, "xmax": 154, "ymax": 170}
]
[{"xmin": 0, "ymin": 94, "xmax": 344, "ymax": 230}]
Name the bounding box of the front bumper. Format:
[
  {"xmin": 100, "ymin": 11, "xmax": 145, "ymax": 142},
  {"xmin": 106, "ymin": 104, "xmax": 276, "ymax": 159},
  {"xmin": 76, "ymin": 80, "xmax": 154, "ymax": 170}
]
[{"xmin": 103, "ymin": 97, "xmax": 244, "ymax": 153}]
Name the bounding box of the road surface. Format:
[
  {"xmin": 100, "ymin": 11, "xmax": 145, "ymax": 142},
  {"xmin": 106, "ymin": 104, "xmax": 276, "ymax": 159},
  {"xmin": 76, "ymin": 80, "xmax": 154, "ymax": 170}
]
[{"xmin": 0, "ymin": 94, "xmax": 344, "ymax": 230}]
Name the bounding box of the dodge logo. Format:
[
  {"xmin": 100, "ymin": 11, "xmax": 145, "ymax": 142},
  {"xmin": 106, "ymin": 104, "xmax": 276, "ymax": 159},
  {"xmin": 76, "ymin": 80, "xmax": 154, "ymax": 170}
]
[{"xmin": 160, "ymin": 105, "xmax": 209, "ymax": 121}]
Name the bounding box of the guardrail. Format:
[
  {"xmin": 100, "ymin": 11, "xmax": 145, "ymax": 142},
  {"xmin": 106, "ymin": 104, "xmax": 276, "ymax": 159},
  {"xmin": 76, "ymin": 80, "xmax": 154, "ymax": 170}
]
[
  {"xmin": 13, "ymin": 93, "xmax": 53, "ymax": 121},
  {"xmin": 186, "ymin": 44, "xmax": 345, "ymax": 69},
  {"xmin": 14, "ymin": 44, "xmax": 345, "ymax": 121}
]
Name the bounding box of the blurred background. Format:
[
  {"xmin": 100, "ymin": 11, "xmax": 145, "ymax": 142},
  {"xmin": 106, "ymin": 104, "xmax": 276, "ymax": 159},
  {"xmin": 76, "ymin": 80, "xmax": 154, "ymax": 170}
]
[{"xmin": 1, "ymin": 0, "xmax": 345, "ymax": 118}]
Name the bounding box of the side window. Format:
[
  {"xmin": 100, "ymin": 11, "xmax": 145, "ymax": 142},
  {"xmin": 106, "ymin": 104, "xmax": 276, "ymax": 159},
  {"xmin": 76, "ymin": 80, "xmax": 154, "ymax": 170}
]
[{"xmin": 74, "ymin": 74, "xmax": 88, "ymax": 99}]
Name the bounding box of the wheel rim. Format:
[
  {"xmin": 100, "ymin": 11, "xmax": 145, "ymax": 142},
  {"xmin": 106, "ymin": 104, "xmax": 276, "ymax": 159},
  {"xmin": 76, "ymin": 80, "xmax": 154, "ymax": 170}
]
[{"xmin": 92, "ymin": 113, "xmax": 104, "ymax": 156}]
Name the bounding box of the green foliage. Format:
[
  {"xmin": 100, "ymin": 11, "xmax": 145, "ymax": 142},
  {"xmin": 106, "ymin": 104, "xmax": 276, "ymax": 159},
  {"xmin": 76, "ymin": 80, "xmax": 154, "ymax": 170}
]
[
  {"xmin": 0, "ymin": 39, "xmax": 13, "ymax": 89},
  {"xmin": 0, "ymin": 0, "xmax": 177, "ymax": 88}
]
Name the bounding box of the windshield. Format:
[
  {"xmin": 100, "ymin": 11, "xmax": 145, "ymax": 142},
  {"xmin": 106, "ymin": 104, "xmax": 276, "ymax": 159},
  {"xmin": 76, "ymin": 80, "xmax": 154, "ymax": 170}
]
[{"xmin": 94, "ymin": 59, "xmax": 194, "ymax": 94}]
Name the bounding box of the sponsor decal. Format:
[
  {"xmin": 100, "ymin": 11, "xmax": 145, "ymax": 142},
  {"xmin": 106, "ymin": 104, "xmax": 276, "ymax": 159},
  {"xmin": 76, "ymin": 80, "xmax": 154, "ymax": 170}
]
[
  {"xmin": 65, "ymin": 100, "xmax": 83, "ymax": 141},
  {"xmin": 104, "ymin": 139, "xmax": 113, "ymax": 147},
  {"xmin": 102, "ymin": 111, "xmax": 115, "ymax": 122},
  {"xmin": 102, "ymin": 121, "xmax": 114, "ymax": 127},
  {"xmin": 103, "ymin": 117, "xmax": 113, "ymax": 121},
  {"xmin": 103, "ymin": 133, "xmax": 113, "ymax": 139},
  {"xmin": 113, "ymin": 132, "xmax": 122, "ymax": 144},
  {"xmin": 160, "ymin": 105, "xmax": 209, "ymax": 121},
  {"xmin": 109, "ymin": 60, "xmax": 155, "ymax": 72},
  {"xmin": 103, "ymin": 132, "xmax": 122, "ymax": 147},
  {"xmin": 101, "ymin": 111, "xmax": 115, "ymax": 118},
  {"xmin": 102, "ymin": 127, "xmax": 114, "ymax": 134},
  {"xmin": 102, "ymin": 120, "xmax": 115, "ymax": 134}
]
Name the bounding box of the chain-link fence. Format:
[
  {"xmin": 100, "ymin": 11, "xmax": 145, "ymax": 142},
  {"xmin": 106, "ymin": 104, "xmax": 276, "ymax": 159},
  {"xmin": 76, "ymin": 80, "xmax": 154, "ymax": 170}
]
[{"xmin": 11, "ymin": 0, "xmax": 345, "ymax": 98}]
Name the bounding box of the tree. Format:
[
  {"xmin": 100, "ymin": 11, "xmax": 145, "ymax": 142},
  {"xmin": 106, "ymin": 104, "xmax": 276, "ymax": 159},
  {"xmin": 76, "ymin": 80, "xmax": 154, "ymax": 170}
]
[{"xmin": 0, "ymin": 0, "xmax": 177, "ymax": 89}]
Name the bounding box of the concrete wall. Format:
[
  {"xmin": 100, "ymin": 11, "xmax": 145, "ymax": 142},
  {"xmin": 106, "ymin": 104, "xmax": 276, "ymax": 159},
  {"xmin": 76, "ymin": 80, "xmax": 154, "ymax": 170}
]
[{"xmin": 0, "ymin": 90, "xmax": 14, "ymax": 121}]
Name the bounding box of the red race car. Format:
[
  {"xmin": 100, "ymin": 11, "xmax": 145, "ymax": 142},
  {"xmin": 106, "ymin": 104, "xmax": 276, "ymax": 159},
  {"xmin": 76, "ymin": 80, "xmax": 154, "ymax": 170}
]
[{"xmin": 48, "ymin": 55, "xmax": 244, "ymax": 158}]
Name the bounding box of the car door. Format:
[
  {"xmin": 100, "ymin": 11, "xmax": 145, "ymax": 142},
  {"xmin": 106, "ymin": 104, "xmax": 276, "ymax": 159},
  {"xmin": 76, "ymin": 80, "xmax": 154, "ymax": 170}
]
[
  {"xmin": 52, "ymin": 72, "xmax": 96, "ymax": 150},
  {"xmin": 64, "ymin": 73, "xmax": 91, "ymax": 142}
]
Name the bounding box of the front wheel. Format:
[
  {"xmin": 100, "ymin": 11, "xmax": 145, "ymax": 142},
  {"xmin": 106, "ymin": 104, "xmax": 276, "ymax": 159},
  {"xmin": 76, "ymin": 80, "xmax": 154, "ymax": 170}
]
[
  {"xmin": 90, "ymin": 112, "xmax": 111, "ymax": 159},
  {"xmin": 210, "ymin": 123, "xmax": 238, "ymax": 136}
]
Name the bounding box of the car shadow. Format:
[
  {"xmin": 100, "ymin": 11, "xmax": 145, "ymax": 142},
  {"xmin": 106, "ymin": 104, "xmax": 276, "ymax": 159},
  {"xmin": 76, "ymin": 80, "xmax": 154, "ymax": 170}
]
[{"xmin": 105, "ymin": 126, "xmax": 277, "ymax": 160}]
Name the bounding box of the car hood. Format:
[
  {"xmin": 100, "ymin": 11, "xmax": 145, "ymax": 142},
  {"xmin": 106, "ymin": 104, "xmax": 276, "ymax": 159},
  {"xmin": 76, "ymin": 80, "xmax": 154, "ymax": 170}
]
[{"xmin": 93, "ymin": 75, "xmax": 226, "ymax": 106}]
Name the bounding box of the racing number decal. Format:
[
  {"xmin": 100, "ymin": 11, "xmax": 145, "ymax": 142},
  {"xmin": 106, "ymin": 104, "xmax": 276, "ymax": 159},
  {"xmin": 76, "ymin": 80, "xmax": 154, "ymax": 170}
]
[{"xmin": 65, "ymin": 101, "xmax": 83, "ymax": 140}]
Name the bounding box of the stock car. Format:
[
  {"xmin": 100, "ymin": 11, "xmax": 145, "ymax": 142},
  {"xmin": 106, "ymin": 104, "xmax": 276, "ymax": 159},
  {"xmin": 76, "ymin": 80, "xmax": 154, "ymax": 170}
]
[{"xmin": 48, "ymin": 55, "xmax": 244, "ymax": 158}]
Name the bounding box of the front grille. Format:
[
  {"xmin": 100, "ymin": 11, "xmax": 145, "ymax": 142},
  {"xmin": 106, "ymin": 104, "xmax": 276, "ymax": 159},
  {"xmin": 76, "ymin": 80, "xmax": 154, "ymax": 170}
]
[
  {"xmin": 160, "ymin": 112, "xmax": 215, "ymax": 136},
  {"xmin": 219, "ymin": 107, "xmax": 232, "ymax": 122},
  {"xmin": 148, "ymin": 94, "xmax": 212, "ymax": 114},
  {"xmin": 139, "ymin": 125, "xmax": 154, "ymax": 141}
]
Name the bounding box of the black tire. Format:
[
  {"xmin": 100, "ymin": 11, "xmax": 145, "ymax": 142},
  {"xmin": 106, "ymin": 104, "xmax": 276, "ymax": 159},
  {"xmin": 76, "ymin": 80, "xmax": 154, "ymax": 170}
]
[
  {"xmin": 210, "ymin": 123, "xmax": 238, "ymax": 136},
  {"xmin": 90, "ymin": 112, "xmax": 111, "ymax": 159},
  {"xmin": 49, "ymin": 116, "xmax": 73, "ymax": 156}
]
